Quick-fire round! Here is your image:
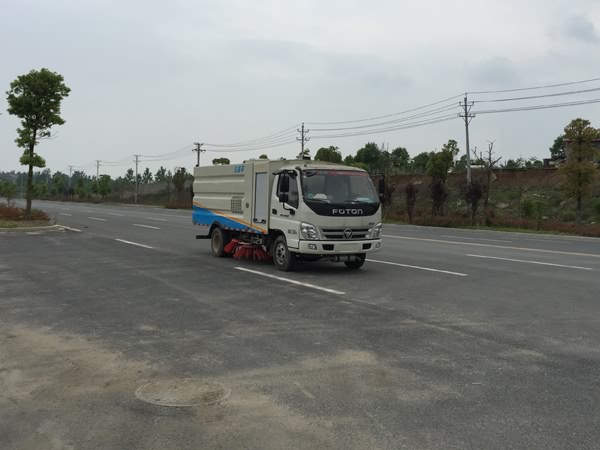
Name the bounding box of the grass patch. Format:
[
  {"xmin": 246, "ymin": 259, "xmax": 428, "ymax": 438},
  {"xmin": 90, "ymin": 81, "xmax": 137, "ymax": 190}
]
[{"xmin": 0, "ymin": 220, "xmax": 18, "ymax": 228}]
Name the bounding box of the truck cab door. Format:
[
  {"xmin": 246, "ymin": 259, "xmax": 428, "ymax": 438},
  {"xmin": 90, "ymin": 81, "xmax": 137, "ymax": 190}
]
[{"xmin": 270, "ymin": 172, "xmax": 300, "ymax": 250}]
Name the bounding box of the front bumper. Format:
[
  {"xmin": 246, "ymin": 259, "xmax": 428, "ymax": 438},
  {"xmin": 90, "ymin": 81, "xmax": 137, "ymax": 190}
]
[{"xmin": 296, "ymin": 239, "xmax": 382, "ymax": 254}]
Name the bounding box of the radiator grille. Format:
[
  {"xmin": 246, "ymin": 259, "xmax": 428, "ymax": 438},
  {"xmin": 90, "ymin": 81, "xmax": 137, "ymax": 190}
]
[{"xmin": 321, "ymin": 228, "xmax": 369, "ymax": 240}]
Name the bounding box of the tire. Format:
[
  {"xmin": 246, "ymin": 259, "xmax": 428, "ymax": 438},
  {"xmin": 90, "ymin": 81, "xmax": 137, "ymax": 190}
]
[
  {"xmin": 345, "ymin": 253, "xmax": 366, "ymax": 269},
  {"xmin": 273, "ymin": 235, "xmax": 296, "ymax": 271},
  {"xmin": 210, "ymin": 227, "xmax": 228, "ymax": 257}
]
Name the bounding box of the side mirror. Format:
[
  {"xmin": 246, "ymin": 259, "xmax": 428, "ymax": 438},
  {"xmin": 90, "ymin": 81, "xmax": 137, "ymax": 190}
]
[{"xmin": 278, "ymin": 192, "xmax": 289, "ymax": 203}]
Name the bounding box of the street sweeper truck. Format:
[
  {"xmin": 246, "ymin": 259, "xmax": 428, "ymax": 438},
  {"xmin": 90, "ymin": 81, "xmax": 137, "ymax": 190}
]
[{"xmin": 192, "ymin": 159, "xmax": 383, "ymax": 271}]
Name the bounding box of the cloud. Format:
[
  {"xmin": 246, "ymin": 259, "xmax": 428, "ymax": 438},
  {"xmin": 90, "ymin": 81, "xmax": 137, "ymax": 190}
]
[
  {"xmin": 468, "ymin": 57, "xmax": 519, "ymax": 87},
  {"xmin": 563, "ymin": 14, "xmax": 599, "ymax": 43}
]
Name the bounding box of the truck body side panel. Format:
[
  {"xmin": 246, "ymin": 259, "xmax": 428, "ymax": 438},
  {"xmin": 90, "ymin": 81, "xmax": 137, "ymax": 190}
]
[{"xmin": 192, "ymin": 164, "xmax": 267, "ymax": 235}]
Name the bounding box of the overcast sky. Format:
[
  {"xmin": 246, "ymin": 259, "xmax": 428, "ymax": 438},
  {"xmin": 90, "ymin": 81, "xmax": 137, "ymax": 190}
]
[{"xmin": 2, "ymin": 0, "xmax": 600, "ymax": 177}]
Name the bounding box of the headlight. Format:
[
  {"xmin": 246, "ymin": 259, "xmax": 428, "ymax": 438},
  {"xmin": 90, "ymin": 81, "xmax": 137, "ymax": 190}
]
[
  {"xmin": 369, "ymin": 223, "xmax": 383, "ymax": 239},
  {"xmin": 300, "ymin": 222, "xmax": 320, "ymax": 240}
]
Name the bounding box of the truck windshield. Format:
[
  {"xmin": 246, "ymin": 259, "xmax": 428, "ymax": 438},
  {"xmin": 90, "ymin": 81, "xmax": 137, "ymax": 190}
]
[{"xmin": 301, "ymin": 169, "xmax": 379, "ymax": 204}]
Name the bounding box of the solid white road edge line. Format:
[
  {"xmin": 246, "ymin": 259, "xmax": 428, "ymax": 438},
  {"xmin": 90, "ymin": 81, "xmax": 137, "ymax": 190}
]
[
  {"xmin": 441, "ymin": 235, "xmax": 512, "ymax": 243},
  {"xmin": 88, "ymin": 217, "xmax": 107, "ymax": 222},
  {"xmin": 384, "ymin": 234, "xmax": 600, "ymax": 258},
  {"xmin": 133, "ymin": 223, "xmax": 161, "ymax": 230},
  {"xmin": 115, "ymin": 239, "xmax": 153, "ymax": 249},
  {"xmin": 234, "ymin": 267, "xmax": 345, "ymax": 295},
  {"xmin": 466, "ymin": 254, "xmax": 593, "ymax": 271},
  {"xmin": 145, "ymin": 217, "xmax": 168, "ymax": 222},
  {"xmin": 366, "ymin": 259, "xmax": 468, "ymax": 277}
]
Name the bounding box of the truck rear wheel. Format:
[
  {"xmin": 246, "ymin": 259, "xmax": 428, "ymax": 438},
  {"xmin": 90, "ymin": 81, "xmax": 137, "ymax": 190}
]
[
  {"xmin": 273, "ymin": 235, "xmax": 296, "ymax": 271},
  {"xmin": 345, "ymin": 253, "xmax": 366, "ymax": 269},
  {"xmin": 211, "ymin": 227, "xmax": 229, "ymax": 257}
]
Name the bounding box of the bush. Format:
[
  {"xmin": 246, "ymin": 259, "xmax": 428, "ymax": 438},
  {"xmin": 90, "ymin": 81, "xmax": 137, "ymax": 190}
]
[
  {"xmin": 0, "ymin": 205, "xmax": 49, "ymax": 221},
  {"xmin": 593, "ymin": 199, "xmax": 600, "ymax": 217},
  {"xmin": 520, "ymin": 198, "xmax": 534, "ymax": 217}
]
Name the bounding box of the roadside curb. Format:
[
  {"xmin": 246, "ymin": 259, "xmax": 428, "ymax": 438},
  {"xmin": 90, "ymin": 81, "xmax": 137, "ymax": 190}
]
[{"xmin": 0, "ymin": 224, "xmax": 64, "ymax": 233}]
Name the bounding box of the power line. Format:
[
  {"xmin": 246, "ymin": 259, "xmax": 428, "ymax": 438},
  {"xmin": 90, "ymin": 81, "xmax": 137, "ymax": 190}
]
[
  {"xmin": 205, "ymin": 138, "xmax": 298, "ymax": 153},
  {"xmin": 475, "ymin": 86, "xmax": 600, "ymax": 103},
  {"xmin": 473, "ymin": 97, "xmax": 600, "ymax": 114},
  {"xmin": 204, "ymin": 124, "xmax": 300, "ymax": 148},
  {"xmin": 305, "ymin": 93, "xmax": 463, "ymax": 125},
  {"xmin": 310, "ymin": 115, "xmax": 458, "ymax": 139},
  {"xmin": 308, "ymin": 103, "xmax": 459, "ymax": 131},
  {"xmin": 469, "ymin": 76, "xmax": 600, "ymax": 95},
  {"xmin": 140, "ymin": 143, "xmax": 194, "ymax": 159}
]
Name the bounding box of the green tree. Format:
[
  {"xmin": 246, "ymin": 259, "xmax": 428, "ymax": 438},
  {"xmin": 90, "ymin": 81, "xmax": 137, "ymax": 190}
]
[
  {"xmin": 314, "ymin": 146, "xmax": 343, "ymax": 163},
  {"xmin": 6, "ymin": 68, "xmax": 70, "ymax": 216},
  {"xmin": 33, "ymin": 181, "xmax": 48, "ymax": 198},
  {"xmin": 98, "ymin": 175, "xmax": 112, "ymax": 199},
  {"xmin": 212, "ymin": 158, "xmax": 231, "ymax": 165},
  {"xmin": 428, "ymin": 139, "xmax": 459, "ymax": 183},
  {"xmin": 411, "ymin": 152, "xmax": 431, "ymax": 174},
  {"xmin": 560, "ymin": 118, "xmax": 598, "ymax": 224},
  {"xmin": 391, "ymin": 147, "xmax": 410, "ymax": 170},
  {"xmin": 354, "ymin": 142, "xmax": 388, "ymax": 173},
  {"xmin": 142, "ymin": 167, "xmax": 153, "ymax": 184},
  {"xmin": 428, "ymin": 140, "xmax": 459, "ymax": 216},
  {"xmin": 51, "ymin": 171, "xmax": 67, "ymax": 198},
  {"xmin": 173, "ymin": 167, "xmax": 187, "ymax": 198},
  {"xmin": 524, "ymin": 157, "xmax": 543, "ymax": 169},
  {"xmin": 503, "ymin": 157, "xmax": 526, "ymax": 169},
  {"xmin": 0, "ymin": 180, "xmax": 17, "ymax": 204},
  {"xmin": 154, "ymin": 166, "xmax": 167, "ymax": 182},
  {"xmin": 259, "ymin": 154, "xmax": 269, "ymax": 159},
  {"xmin": 164, "ymin": 169, "xmax": 173, "ymax": 201},
  {"xmin": 549, "ymin": 135, "xmax": 565, "ymax": 161}
]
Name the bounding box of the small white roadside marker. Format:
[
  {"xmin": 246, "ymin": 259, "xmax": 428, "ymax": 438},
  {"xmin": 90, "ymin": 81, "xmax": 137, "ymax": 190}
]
[{"xmin": 60, "ymin": 226, "xmax": 82, "ymax": 232}]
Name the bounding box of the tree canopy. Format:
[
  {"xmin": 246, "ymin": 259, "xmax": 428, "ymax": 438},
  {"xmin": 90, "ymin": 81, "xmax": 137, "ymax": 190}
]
[{"xmin": 314, "ymin": 146, "xmax": 343, "ymax": 163}]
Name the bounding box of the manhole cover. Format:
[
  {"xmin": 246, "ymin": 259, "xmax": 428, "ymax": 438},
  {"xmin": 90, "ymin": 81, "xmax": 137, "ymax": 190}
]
[{"xmin": 135, "ymin": 379, "xmax": 230, "ymax": 407}]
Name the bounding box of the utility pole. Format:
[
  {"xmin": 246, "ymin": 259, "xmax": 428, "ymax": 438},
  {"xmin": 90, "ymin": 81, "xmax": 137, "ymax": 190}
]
[
  {"xmin": 134, "ymin": 154, "xmax": 140, "ymax": 204},
  {"xmin": 68, "ymin": 165, "xmax": 73, "ymax": 189},
  {"xmin": 95, "ymin": 160, "xmax": 101, "ymax": 180},
  {"xmin": 297, "ymin": 122, "xmax": 310, "ymax": 158},
  {"xmin": 193, "ymin": 142, "xmax": 205, "ymax": 167},
  {"xmin": 459, "ymin": 93, "xmax": 475, "ymax": 183}
]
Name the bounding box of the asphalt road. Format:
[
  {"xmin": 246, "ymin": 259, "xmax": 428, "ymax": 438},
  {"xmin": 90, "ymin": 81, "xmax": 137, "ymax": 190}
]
[{"xmin": 1, "ymin": 200, "xmax": 599, "ymax": 450}]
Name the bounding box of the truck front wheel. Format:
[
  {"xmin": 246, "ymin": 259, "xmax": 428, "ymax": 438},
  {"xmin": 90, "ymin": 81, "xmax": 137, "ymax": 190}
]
[
  {"xmin": 211, "ymin": 227, "xmax": 229, "ymax": 257},
  {"xmin": 273, "ymin": 235, "xmax": 296, "ymax": 271},
  {"xmin": 345, "ymin": 253, "xmax": 366, "ymax": 269}
]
